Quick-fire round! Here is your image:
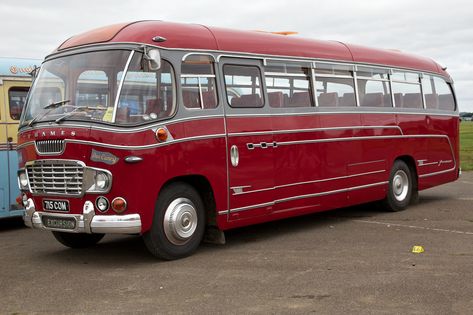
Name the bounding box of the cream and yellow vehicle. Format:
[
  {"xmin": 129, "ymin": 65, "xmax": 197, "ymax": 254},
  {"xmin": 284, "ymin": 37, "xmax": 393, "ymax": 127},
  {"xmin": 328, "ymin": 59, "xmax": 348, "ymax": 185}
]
[{"xmin": 0, "ymin": 57, "xmax": 41, "ymax": 219}]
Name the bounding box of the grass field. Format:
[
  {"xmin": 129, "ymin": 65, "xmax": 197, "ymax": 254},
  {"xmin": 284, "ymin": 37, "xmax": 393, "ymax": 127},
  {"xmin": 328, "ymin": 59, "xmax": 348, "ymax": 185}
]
[{"xmin": 460, "ymin": 121, "xmax": 473, "ymax": 171}]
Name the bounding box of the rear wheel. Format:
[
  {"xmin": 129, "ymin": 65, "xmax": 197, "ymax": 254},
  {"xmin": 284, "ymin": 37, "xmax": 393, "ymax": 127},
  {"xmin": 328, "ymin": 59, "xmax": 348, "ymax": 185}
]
[
  {"xmin": 383, "ymin": 160, "xmax": 414, "ymax": 212},
  {"xmin": 143, "ymin": 182, "xmax": 205, "ymax": 260},
  {"xmin": 52, "ymin": 231, "xmax": 104, "ymax": 248}
]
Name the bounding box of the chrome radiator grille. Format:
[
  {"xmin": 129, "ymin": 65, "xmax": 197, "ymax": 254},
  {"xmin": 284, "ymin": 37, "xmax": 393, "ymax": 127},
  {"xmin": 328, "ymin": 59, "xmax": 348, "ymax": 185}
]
[
  {"xmin": 26, "ymin": 160, "xmax": 84, "ymax": 196},
  {"xmin": 35, "ymin": 140, "xmax": 65, "ymax": 155}
]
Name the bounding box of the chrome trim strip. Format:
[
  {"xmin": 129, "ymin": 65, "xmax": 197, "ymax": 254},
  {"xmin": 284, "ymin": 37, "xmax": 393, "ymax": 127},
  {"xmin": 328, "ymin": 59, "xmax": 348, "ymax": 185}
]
[
  {"xmin": 18, "ymin": 134, "xmax": 226, "ymax": 151},
  {"xmin": 418, "ymin": 159, "xmax": 453, "ymax": 167},
  {"xmin": 181, "ymin": 74, "xmax": 216, "ymax": 78},
  {"xmin": 16, "ymin": 140, "xmax": 35, "ymax": 150},
  {"xmin": 275, "ymin": 134, "xmax": 449, "ymax": 147},
  {"xmin": 348, "ymin": 159, "xmax": 385, "ymax": 167},
  {"xmin": 220, "ymin": 180, "xmax": 389, "ymax": 215},
  {"xmin": 230, "ymin": 185, "xmax": 252, "ymax": 189},
  {"xmin": 228, "ymin": 125, "xmax": 403, "ymax": 138},
  {"xmin": 275, "ymin": 181, "xmax": 388, "ymax": 204},
  {"xmin": 67, "ymin": 134, "xmax": 226, "ymax": 150},
  {"xmin": 265, "ymin": 72, "xmax": 310, "ymax": 78},
  {"xmin": 18, "ymin": 115, "xmax": 224, "ymax": 135},
  {"xmin": 112, "ymin": 51, "xmax": 135, "ymax": 122},
  {"xmin": 232, "ymin": 169, "xmax": 386, "ymax": 196},
  {"xmin": 226, "ymin": 111, "xmax": 459, "ymax": 118},
  {"xmin": 226, "ymin": 201, "xmax": 275, "ymax": 214},
  {"xmin": 182, "ymin": 52, "xmax": 216, "ymax": 62},
  {"xmin": 419, "ymin": 167, "xmax": 456, "ymax": 178}
]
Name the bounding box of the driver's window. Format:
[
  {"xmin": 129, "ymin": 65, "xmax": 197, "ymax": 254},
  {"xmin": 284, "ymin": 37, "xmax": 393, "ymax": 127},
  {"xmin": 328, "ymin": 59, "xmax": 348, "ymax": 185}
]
[{"xmin": 116, "ymin": 53, "xmax": 175, "ymax": 124}]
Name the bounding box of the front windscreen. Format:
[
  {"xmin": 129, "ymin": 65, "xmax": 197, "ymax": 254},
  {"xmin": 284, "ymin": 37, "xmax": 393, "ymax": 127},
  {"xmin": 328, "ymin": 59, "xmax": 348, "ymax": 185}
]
[{"xmin": 21, "ymin": 49, "xmax": 175, "ymax": 127}]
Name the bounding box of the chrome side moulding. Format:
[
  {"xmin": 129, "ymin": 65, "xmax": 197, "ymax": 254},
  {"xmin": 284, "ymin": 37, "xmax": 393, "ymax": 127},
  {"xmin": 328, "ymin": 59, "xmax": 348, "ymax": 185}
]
[
  {"xmin": 23, "ymin": 198, "xmax": 141, "ymax": 234},
  {"xmin": 219, "ymin": 180, "xmax": 389, "ymax": 215}
]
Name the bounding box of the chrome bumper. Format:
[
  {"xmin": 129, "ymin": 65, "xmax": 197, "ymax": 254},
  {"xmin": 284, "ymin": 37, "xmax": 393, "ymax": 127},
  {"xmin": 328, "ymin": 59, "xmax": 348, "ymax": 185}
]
[{"xmin": 23, "ymin": 198, "xmax": 141, "ymax": 234}]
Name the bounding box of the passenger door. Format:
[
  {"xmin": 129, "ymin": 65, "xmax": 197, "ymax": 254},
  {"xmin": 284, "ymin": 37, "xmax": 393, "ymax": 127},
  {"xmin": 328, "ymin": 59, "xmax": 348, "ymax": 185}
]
[{"xmin": 220, "ymin": 58, "xmax": 275, "ymax": 221}]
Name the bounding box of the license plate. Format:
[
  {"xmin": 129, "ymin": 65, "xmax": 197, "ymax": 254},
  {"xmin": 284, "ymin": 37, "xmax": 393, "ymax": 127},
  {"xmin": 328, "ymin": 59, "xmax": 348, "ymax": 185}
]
[
  {"xmin": 43, "ymin": 199, "xmax": 70, "ymax": 212},
  {"xmin": 42, "ymin": 216, "xmax": 76, "ymax": 230}
]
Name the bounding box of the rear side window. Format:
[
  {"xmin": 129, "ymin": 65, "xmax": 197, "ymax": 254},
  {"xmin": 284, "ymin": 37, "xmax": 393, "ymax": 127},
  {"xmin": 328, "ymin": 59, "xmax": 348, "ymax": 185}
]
[
  {"xmin": 422, "ymin": 75, "xmax": 455, "ymax": 111},
  {"xmin": 181, "ymin": 55, "xmax": 218, "ymax": 109},
  {"xmin": 391, "ymin": 71, "xmax": 422, "ymax": 109},
  {"xmin": 9, "ymin": 87, "xmax": 29, "ymax": 120},
  {"xmin": 315, "ymin": 63, "xmax": 356, "ymax": 107},
  {"xmin": 356, "ymin": 67, "xmax": 392, "ymax": 107},
  {"xmin": 265, "ymin": 62, "xmax": 313, "ymax": 108},
  {"xmin": 224, "ymin": 65, "xmax": 263, "ymax": 108},
  {"xmin": 434, "ymin": 77, "xmax": 455, "ymax": 111}
]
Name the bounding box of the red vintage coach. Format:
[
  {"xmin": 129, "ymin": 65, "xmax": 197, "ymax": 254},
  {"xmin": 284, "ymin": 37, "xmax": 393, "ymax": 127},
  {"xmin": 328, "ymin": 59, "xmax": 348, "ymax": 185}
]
[{"xmin": 17, "ymin": 21, "xmax": 459, "ymax": 259}]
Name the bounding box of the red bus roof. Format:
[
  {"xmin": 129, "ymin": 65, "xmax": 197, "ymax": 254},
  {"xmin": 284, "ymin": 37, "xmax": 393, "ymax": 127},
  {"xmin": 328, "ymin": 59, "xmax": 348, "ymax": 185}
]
[{"xmin": 58, "ymin": 20, "xmax": 446, "ymax": 76}]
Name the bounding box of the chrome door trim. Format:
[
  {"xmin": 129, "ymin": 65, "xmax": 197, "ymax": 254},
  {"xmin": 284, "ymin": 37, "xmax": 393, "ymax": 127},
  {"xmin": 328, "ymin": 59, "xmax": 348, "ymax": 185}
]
[
  {"xmin": 218, "ymin": 180, "xmax": 389, "ymax": 215},
  {"xmin": 232, "ymin": 169, "xmax": 386, "ymax": 196}
]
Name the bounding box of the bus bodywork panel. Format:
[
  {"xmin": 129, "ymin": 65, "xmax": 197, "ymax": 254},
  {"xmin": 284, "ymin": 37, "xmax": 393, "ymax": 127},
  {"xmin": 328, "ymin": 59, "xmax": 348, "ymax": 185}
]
[
  {"xmin": 17, "ymin": 112, "xmax": 458, "ymax": 232},
  {"xmin": 218, "ymin": 112, "xmax": 457, "ymax": 229},
  {"xmin": 18, "ymin": 116, "xmax": 228, "ymax": 232}
]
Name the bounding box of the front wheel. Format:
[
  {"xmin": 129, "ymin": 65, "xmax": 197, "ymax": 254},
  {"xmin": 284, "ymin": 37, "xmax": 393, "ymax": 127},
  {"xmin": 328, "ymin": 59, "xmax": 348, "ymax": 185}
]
[
  {"xmin": 143, "ymin": 182, "xmax": 205, "ymax": 260},
  {"xmin": 383, "ymin": 160, "xmax": 415, "ymax": 212},
  {"xmin": 52, "ymin": 231, "xmax": 104, "ymax": 248}
]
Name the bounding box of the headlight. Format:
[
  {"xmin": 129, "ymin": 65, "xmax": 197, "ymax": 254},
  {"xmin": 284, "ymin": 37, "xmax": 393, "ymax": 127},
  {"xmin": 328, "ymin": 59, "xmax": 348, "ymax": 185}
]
[
  {"xmin": 84, "ymin": 168, "xmax": 112, "ymax": 193},
  {"xmin": 95, "ymin": 172, "xmax": 109, "ymax": 190},
  {"xmin": 17, "ymin": 170, "xmax": 29, "ymax": 190},
  {"xmin": 95, "ymin": 196, "xmax": 109, "ymax": 212}
]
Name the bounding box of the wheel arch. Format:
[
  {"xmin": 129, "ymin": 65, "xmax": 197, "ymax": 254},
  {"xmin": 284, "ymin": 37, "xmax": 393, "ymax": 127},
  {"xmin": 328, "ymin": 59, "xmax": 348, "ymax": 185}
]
[
  {"xmin": 393, "ymin": 155, "xmax": 419, "ymax": 202},
  {"xmin": 394, "ymin": 155, "xmax": 418, "ymax": 184},
  {"xmin": 159, "ymin": 174, "xmax": 217, "ymax": 226}
]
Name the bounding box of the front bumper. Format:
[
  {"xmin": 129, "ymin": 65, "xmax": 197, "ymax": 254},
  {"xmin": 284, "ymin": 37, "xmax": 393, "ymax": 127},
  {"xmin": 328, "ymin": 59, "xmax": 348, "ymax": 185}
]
[{"xmin": 23, "ymin": 198, "xmax": 141, "ymax": 234}]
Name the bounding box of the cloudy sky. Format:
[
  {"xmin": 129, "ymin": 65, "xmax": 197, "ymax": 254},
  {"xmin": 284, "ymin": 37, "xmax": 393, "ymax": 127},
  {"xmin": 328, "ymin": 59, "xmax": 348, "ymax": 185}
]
[{"xmin": 2, "ymin": 0, "xmax": 472, "ymax": 111}]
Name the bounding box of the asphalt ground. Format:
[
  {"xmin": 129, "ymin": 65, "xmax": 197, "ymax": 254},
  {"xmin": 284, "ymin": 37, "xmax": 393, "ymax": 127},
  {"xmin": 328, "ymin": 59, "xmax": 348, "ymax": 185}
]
[{"xmin": 1, "ymin": 173, "xmax": 472, "ymax": 314}]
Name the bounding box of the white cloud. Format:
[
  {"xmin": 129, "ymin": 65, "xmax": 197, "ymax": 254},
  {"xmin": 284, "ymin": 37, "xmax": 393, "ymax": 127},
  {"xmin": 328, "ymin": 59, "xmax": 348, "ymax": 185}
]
[{"xmin": 1, "ymin": 0, "xmax": 472, "ymax": 110}]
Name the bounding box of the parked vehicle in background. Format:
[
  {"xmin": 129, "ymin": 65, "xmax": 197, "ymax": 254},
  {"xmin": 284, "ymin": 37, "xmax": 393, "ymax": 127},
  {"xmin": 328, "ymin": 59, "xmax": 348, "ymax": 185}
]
[
  {"xmin": 460, "ymin": 112, "xmax": 473, "ymax": 121},
  {"xmin": 17, "ymin": 21, "xmax": 459, "ymax": 259},
  {"xmin": 0, "ymin": 57, "xmax": 41, "ymax": 219}
]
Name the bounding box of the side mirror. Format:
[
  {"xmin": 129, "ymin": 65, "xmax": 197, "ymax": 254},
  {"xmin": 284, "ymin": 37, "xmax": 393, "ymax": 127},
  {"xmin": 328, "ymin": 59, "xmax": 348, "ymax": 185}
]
[
  {"xmin": 29, "ymin": 65, "xmax": 41, "ymax": 79},
  {"xmin": 143, "ymin": 47, "xmax": 161, "ymax": 71}
]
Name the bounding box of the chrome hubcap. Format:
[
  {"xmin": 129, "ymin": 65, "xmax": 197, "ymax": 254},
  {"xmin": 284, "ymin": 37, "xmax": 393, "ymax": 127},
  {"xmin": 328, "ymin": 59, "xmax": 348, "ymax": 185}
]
[
  {"xmin": 163, "ymin": 198, "xmax": 198, "ymax": 245},
  {"xmin": 392, "ymin": 170, "xmax": 409, "ymax": 202}
]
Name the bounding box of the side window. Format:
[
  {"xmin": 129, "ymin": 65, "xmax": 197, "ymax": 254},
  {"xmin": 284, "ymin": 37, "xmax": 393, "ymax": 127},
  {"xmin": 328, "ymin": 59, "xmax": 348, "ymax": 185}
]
[
  {"xmin": 422, "ymin": 75, "xmax": 437, "ymax": 109},
  {"xmin": 315, "ymin": 63, "xmax": 356, "ymax": 107},
  {"xmin": 265, "ymin": 62, "xmax": 313, "ymax": 108},
  {"xmin": 224, "ymin": 64, "xmax": 263, "ymax": 108},
  {"xmin": 356, "ymin": 67, "xmax": 392, "ymax": 107},
  {"xmin": 181, "ymin": 55, "xmax": 218, "ymax": 109},
  {"xmin": 433, "ymin": 77, "xmax": 455, "ymax": 111},
  {"xmin": 391, "ymin": 71, "xmax": 422, "ymax": 109},
  {"xmin": 8, "ymin": 87, "xmax": 29, "ymax": 120}
]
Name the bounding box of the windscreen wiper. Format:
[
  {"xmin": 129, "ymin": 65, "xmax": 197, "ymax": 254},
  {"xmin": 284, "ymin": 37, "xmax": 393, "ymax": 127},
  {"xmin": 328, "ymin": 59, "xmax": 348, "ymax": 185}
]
[
  {"xmin": 43, "ymin": 99, "xmax": 71, "ymax": 109},
  {"xmin": 28, "ymin": 100, "xmax": 72, "ymax": 127}
]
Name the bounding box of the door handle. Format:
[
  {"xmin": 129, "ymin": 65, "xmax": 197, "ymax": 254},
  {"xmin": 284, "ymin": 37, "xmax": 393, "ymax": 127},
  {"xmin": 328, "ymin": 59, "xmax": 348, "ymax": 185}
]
[
  {"xmin": 246, "ymin": 141, "xmax": 278, "ymax": 150},
  {"xmin": 230, "ymin": 145, "xmax": 239, "ymax": 167}
]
